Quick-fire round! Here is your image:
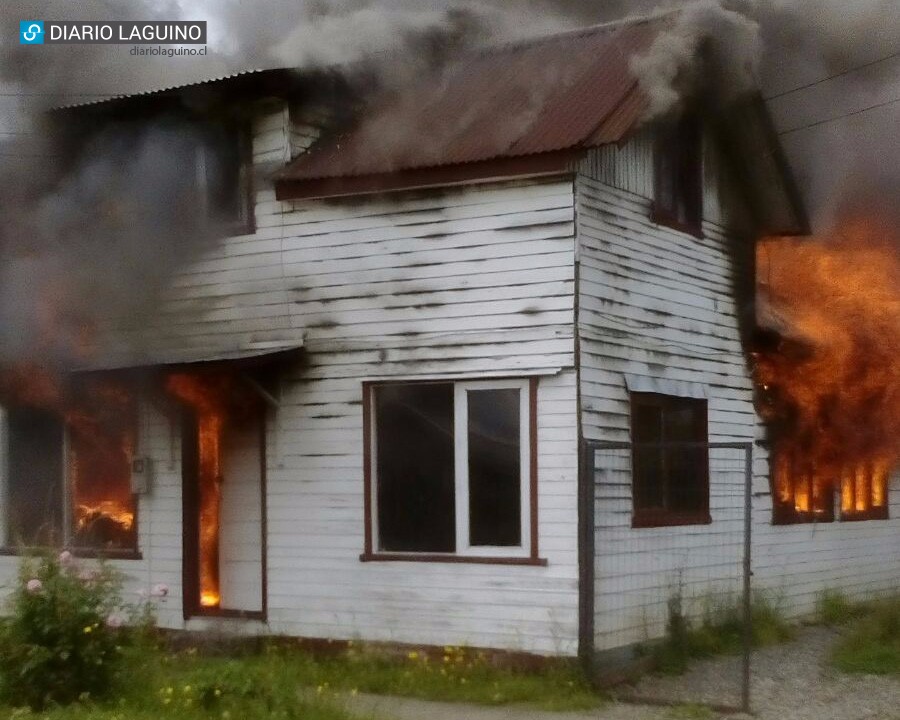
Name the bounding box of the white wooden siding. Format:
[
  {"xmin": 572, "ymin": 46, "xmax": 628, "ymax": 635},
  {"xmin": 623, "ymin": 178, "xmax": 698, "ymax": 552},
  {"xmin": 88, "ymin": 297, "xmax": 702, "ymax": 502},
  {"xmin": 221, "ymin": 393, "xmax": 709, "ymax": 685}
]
[
  {"xmin": 0, "ymin": 104, "xmax": 579, "ymax": 656},
  {"xmin": 577, "ymin": 141, "xmax": 900, "ymax": 652}
]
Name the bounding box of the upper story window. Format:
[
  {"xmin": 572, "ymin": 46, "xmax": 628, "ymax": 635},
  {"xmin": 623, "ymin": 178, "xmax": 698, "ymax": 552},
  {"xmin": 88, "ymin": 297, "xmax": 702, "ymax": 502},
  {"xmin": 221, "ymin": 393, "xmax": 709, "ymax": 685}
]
[
  {"xmin": 364, "ymin": 379, "xmax": 541, "ymax": 563},
  {"xmin": 631, "ymin": 392, "xmax": 710, "ymax": 528},
  {"xmin": 196, "ymin": 122, "xmax": 253, "ymax": 234},
  {"xmin": 653, "ymin": 113, "xmax": 703, "ymax": 237}
]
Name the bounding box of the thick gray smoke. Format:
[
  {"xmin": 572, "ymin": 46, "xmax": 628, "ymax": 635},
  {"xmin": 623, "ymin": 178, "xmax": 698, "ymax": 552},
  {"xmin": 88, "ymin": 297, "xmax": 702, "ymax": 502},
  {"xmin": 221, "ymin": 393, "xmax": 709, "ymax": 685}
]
[
  {"xmin": 0, "ymin": 0, "xmax": 577, "ymax": 367},
  {"xmin": 622, "ymin": 0, "xmax": 899, "ymax": 232},
  {"xmin": 0, "ymin": 0, "xmax": 896, "ymax": 369}
]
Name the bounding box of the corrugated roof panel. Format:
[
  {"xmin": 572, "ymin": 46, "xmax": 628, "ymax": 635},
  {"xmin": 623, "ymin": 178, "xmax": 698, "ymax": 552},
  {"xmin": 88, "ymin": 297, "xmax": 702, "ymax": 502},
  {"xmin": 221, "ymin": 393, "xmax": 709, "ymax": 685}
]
[{"xmin": 277, "ymin": 17, "xmax": 665, "ymax": 184}]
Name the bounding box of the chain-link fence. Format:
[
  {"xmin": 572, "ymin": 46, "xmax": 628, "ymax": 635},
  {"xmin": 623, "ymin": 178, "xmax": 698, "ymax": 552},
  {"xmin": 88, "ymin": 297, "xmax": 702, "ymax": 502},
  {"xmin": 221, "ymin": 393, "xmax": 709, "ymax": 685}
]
[{"xmin": 581, "ymin": 441, "xmax": 753, "ymax": 712}]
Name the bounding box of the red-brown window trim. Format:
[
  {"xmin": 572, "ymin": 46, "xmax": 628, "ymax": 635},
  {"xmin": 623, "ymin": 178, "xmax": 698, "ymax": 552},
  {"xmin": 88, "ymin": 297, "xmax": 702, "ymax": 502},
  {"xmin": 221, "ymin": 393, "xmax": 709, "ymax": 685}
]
[
  {"xmin": 0, "ymin": 546, "xmax": 143, "ymax": 561},
  {"xmin": 630, "ymin": 392, "xmax": 710, "ymax": 529},
  {"xmin": 361, "ymin": 376, "xmax": 544, "ymax": 565}
]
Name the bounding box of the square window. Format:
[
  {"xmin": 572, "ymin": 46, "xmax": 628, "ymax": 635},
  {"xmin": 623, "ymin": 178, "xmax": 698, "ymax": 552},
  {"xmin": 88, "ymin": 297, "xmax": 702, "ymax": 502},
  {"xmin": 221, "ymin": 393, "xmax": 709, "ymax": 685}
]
[
  {"xmin": 367, "ymin": 379, "xmax": 535, "ymax": 560},
  {"xmin": 631, "ymin": 392, "xmax": 709, "ymax": 528}
]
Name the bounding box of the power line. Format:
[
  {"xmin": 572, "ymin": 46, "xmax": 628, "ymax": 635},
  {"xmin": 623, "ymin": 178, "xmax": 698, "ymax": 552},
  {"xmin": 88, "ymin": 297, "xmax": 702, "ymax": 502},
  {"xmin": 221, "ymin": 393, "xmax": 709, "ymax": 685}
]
[
  {"xmin": 765, "ymin": 49, "xmax": 900, "ymax": 101},
  {"xmin": 778, "ymin": 95, "xmax": 900, "ymax": 136}
]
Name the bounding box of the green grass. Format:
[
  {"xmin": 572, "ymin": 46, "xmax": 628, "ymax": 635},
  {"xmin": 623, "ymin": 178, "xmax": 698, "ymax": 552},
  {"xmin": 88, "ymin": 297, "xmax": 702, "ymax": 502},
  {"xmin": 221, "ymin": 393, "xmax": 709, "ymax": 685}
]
[
  {"xmin": 652, "ymin": 592, "xmax": 794, "ymax": 674},
  {"xmin": 817, "ymin": 589, "xmax": 869, "ymax": 627},
  {"xmin": 0, "ymin": 640, "xmax": 603, "ymax": 718},
  {"xmin": 830, "ymin": 596, "xmax": 900, "ymax": 675},
  {"xmin": 666, "ymin": 703, "xmax": 716, "ymax": 719}
]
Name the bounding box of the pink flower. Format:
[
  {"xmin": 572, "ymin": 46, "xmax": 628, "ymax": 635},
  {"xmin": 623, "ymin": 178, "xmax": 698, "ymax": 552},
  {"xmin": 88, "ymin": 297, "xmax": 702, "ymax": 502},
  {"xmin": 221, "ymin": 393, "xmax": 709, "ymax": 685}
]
[
  {"xmin": 105, "ymin": 613, "xmax": 124, "ymax": 628},
  {"xmin": 58, "ymin": 550, "xmax": 74, "ymax": 566},
  {"xmin": 78, "ymin": 568, "xmax": 98, "ymax": 583},
  {"xmin": 26, "ymin": 578, "xmax": 42, "ymax": 594},
  {"xmin": 151, "ymin": 583, "xmax": 169, "ymax": 598}
]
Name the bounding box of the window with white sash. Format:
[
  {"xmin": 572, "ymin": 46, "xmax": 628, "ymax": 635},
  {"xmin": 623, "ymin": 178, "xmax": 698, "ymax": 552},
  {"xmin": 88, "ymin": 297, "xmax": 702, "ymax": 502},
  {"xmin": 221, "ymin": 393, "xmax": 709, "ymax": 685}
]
[{"xmin": 365, "ymin": 379, "xmax": 536, "ymax": 561}]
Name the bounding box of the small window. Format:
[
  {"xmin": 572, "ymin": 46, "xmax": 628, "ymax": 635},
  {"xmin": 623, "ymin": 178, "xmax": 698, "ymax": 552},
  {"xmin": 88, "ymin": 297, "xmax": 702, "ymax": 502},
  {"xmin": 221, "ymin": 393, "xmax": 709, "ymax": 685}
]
[
  {"xmin": 631, "ymin": 392, "xmax": 709, "ymax": 528},
  {"xmin": 367, "ymin": 379, "xmax": 534, "ymax": 560},
  {"xmin": 653, "ymin": 113, "xmax": 703, "ymax": 236},
  {"xmin": 196, "ymin": 122, "xmax": 253, "ymax": 233}
]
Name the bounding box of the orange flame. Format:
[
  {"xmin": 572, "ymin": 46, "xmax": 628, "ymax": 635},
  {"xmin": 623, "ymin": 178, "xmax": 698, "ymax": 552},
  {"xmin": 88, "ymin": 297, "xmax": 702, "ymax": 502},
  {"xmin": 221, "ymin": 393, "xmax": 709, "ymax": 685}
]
[
  {"xmin": 166, "ymin": 374, "xmax": 226, "ymax": 610},
  {"xmin": 756, "ymin": 217, "xmax": 900, "ymax": 517},
  {"xmin": 66, "ymin": 378, "xmax": 138, "ymax": 549}
]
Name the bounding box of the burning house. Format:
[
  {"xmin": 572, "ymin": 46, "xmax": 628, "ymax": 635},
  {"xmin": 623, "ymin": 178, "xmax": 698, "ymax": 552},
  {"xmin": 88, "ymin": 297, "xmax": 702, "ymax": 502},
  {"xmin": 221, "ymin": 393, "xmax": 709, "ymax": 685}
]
[{"xmin": 0, "ymin": 12, "xmax": 898, "ymax": 660}]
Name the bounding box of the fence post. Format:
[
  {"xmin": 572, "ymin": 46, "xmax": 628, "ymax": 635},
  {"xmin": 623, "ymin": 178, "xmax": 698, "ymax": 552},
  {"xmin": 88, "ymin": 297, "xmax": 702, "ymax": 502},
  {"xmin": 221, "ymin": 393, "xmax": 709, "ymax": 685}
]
[
  {"xmin": 578, "ymin": 440, "xmax": 596, "ymax": 676},
  {"xmin": 741, "ymin": 442, "xmax": 753, "ymax": 713}
]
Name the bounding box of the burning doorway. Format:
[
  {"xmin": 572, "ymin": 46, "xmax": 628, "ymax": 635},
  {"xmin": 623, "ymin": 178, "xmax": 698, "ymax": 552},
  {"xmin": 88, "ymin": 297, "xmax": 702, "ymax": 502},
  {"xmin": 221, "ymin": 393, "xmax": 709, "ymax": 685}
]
[{"xmin": 167, "ymin": 372, "xmax": 266, "ymax": 618}]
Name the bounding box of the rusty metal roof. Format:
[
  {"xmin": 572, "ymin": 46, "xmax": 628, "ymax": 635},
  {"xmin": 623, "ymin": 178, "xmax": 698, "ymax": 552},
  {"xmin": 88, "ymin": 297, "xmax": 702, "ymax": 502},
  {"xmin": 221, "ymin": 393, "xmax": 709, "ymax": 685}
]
[{"xmin": 277, "ymin": 17, "xmax": 665, "ymax": 186}]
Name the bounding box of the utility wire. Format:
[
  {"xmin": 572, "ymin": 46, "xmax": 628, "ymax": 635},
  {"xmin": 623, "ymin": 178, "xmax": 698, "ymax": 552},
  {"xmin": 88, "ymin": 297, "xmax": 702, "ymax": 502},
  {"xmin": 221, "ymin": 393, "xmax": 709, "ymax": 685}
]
[
  {"xmin": 765, "ymin": 49, "xmax": 900, "ymax": 100},
  {"xmin": 779, "ymin": 95, "xmax": 900, "ymax": 136}
]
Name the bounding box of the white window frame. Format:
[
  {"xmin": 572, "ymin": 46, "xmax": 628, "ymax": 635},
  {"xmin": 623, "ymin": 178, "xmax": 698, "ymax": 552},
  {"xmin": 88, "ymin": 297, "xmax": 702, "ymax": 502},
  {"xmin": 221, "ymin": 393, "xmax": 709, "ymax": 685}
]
[
  {"xmin": 454, "ymin": 380, "xmax": 531, "ymax": 557},
  {"xmin": 369, "ymin": 379, "xmax": 532, "ymax": 559}
]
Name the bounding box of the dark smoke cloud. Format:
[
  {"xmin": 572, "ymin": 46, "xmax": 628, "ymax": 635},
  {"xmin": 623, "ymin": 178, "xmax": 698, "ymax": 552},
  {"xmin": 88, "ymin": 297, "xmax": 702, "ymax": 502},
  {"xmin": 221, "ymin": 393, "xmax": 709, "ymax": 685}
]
[{"xmin": 0, "ymin": 0, "xmax": 897, "ymax": 367}]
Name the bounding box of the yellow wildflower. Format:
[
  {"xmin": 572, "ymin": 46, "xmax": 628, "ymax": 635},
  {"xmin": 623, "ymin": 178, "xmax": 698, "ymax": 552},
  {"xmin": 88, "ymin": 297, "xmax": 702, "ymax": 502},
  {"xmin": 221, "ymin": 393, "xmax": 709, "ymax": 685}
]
[
  {"xmin": 407, "ymin": 651, "xmax": 419, "ymax": 660},
  {"xmin": 83, "ymin": 626, "xmax": 93, "ymax": 634}
]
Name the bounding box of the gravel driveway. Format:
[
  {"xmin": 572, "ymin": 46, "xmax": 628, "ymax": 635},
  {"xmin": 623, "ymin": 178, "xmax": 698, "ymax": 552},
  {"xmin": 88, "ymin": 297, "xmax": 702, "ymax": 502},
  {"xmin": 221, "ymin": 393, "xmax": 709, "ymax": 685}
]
[{"xmin": 625, "ymin": 625, "xmax": 900, "ymax": 719}]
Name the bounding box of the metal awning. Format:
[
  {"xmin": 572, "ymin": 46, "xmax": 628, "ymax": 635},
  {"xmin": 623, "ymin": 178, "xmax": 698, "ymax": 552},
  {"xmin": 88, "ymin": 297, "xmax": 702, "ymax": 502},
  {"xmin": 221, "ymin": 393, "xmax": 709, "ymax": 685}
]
[{"xmin": 71, "ymin": 343, "xmax": 303, "ymax": 374}]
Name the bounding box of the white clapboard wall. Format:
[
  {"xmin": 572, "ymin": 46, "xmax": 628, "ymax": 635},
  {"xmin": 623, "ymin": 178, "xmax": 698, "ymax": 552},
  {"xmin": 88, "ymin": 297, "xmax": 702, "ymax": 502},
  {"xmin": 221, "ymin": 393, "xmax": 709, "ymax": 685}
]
[
  {"xmin": 0, "ymin": 101, "xmax": 582, "ymax": 656},
  {"xmin": 576, "ymin": 134, "xmax": 900, "ymax": 652}
]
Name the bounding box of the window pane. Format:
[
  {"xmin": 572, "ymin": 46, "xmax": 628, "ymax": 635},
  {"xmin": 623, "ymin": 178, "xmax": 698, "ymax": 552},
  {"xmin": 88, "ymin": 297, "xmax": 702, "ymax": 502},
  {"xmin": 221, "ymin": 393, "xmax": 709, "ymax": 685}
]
[
  {"xmin": 633, "ymin": 445, "xmax": 664, "ymax": 510},
  {"xmin": 6, "ymin": 408, "xmax": 64, "ymax": 546},
  {"xmin": 633, "ymin": 403, "xmax": 662, "ymax": 443},
  {"xmin": 375, "ymin": 384, "xmax": 455, "ymax": 552},
  {"xmin": 665, "ymin": 445, "xmax": 706, "ymax": 512},
  {"xmin": 663, "ymin": 404, "xmax": 699, "ymax": 442},
  {"xmin": 204, "ymin": 125, "xmax": 244, "ymax": 224},
  {"xmin": 467, "ymin": 388, "xmax": 521, "ymax": 547},
  {"xmin": 68, "ymin": 381, "xmax": 138, "ymax": 551}
]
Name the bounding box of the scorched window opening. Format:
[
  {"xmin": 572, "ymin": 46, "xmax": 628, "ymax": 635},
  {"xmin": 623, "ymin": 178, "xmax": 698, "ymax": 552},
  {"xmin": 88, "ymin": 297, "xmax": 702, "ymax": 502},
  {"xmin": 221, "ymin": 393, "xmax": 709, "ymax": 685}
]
[
  {"xmin": 772, "ymin": 450, "xmax": 890, "ymax": 524},
  {"xmin": 195, "ymin": 120, "xmax": 254, "ymax": 234},
  {"xmin": 2, "ymin": 379, "xmax": 139, "ymax": 554},
  {"xmin": 365, "ymin": 379, "xmax": 535, "ymax": 560},
  {"xmin": 652, "ymin": 112, "xmax": 703, "ymax": 237},
  {"xmin": 630, "ymin": 392, "xmax": 710, "ymax": 528}
]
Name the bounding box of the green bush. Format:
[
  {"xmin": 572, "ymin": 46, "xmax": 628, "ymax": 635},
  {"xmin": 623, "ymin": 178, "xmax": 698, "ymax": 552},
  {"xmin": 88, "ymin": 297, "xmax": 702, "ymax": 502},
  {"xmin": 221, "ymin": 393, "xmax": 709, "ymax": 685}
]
[{"xmin": 0, "ymin": 552, "xmax": 147, "ymax": 709}]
